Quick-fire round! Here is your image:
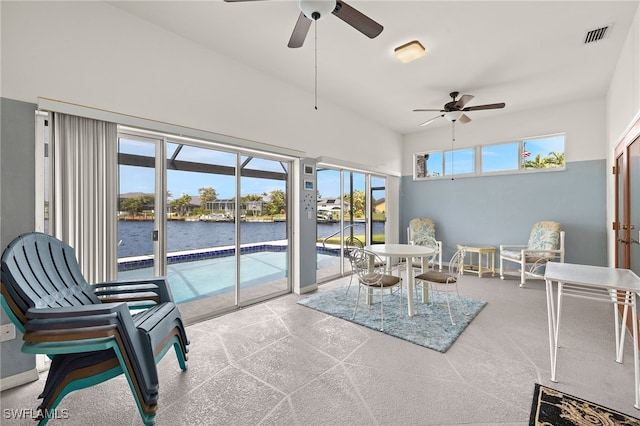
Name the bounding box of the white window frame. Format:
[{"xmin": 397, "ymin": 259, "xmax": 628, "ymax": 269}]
[{"xmin": 413, "ymin": 133, "xmax": 566, "ymax": 181}]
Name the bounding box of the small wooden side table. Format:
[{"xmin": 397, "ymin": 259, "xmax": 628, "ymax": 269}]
[{"xmin": 457, "ymin": 244, "xmax": 496, "ymax": 278}]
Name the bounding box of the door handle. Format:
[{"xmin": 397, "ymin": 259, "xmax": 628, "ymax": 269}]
[
  {"xmin": 152, "ymin": 230, "xmax": 159, "ymax": 242},
  {"xmin": 617, "ymin": 238, "xmax": 640, "ymax": 244}
]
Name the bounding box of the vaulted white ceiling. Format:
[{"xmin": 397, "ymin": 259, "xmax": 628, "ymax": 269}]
[{"xmin": 109, "ymin": 1, "xmax": 638, "ymax": 135}]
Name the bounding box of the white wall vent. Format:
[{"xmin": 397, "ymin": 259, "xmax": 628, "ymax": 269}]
[{"xmin": 584, "ymin": 24, "xmax": 612, "ymax": 44}]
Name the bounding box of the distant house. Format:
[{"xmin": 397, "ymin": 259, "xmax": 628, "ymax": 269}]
[
  {"xmin": 206, "ymin": 194, "xmax": 271, "ymax": 216},
  {"xmin": 317, "ymin": 198, "xmax": 350, "ymax": 214}
]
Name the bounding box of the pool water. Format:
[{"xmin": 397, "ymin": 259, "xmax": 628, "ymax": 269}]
[{"xmin": 119, "ymin": 251, "xmax": 340, "ymax": 304}]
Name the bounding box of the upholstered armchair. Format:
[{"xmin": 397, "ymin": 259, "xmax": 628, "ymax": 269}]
[
  {"xmin": 499, "ymin": 221, "xmax": 565, "ymax": 287},
  {"xmin": 407, "ymin": 218, "xmax": 443, "ymax": 271}
]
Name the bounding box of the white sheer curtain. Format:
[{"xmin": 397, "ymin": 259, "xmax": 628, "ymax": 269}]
[{"xmin": 49, "ymin": 113, "xmax": 118, "ymax": 283}]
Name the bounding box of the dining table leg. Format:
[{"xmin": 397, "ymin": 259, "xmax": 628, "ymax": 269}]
[{"xmin": 404, "ymin": 256, "xmax": 423, "ymax": 317}]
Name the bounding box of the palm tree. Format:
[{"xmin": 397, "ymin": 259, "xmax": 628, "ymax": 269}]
[
  {"xmin": 523, "ymin": 151, "xmax": 565, "ymax": 169},
  {"xmin": 523, "ymin": 153, "xmax": 547, "ymax": 169},
  {"xmin": 546, "ymin": 151, "xmax": 565, "ymax": 167}
]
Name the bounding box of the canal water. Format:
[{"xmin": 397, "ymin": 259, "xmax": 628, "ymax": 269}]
[{"xmin": 118, "ymin": 220, "xmax": 384, "ymax": 258}]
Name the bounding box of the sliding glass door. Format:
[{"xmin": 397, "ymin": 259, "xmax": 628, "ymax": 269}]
[
  {"xmin": 370, "ymin": 175, "xmax": 387, "ymax": 245},
  {"xmin": 164, "ymin": 142, "xmax": 238, "ymax": 315},
  {"xmin": 117, "ymin": 136, "xmax": 162, "ymax": 280},
  {"xmin": 239, "ymin": 156, "xmax": 289, "ymax": 304},
  {"xmin": 316, "ymin": 166, "xmax": 386, "ymax": 282},
  {"xmin": 117, "ymin": 129, "xmax": 292, "ymax": 323}
]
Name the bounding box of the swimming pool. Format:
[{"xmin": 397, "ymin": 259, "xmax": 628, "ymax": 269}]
[{"xmin": 118, "ymin": 249, "xmax": 341, "ymax": 304}]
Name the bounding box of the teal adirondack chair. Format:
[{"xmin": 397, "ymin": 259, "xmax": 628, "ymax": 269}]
[{"xmin": 0, "ymin": 232, "xmax": 189, "ymax": 425}]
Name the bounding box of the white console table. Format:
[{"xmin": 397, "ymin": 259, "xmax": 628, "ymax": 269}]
[{"xmin": 544, "ymin": 262, "xmax": 640, "ymax": 409}]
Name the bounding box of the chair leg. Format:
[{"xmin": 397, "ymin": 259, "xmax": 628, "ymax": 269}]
[
  {"xmin": 455, "ymin": 285, "xmax": 470, "ymax": 316},
  {"xmin": 353, "ymin": 285, "xmax": 362, "ymax": 319},
  {"xmin": 346, "ymin": 272, "xmax": 354, "ymax": 293},
  {"xmin": 500, "ymin": 257, "xmax": 504, "ymax": 280},
  {"xmin": 444, "ymin": 290, "xmax": 455, "ymax": 325},
  {"xmin": 380, "ymin": 289, "xmax": 384, "ymax": 331},
  {"xmin": 520, "ymin": 260, "xmax": 526, "ymax": 288}
]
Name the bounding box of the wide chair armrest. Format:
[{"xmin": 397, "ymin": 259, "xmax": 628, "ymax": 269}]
[
  {"xmin": 25, "ymin": 303, "xmax": 137, "ymax": 342},
  {"xmin": 521, "ymin": 247, "xmax": 563, "ymax": 260},
  {"xmin": 500, "ymin": 244, "xmax": 527, "ymax": 251},
  {"xmin": 24, "ymin": 303, "xmax": 134, "ymax": 337},
  {"xmin": 94, "ymin": 277, "xmax": 175, "ymax": 304},
  {"xmin": 25, "ymin": 303, "xmax": 130, "ymax": 320}
]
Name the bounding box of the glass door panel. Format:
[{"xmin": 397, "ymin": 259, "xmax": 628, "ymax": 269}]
[
  {"xmin": 616, "ymin": 152, "xmax": 626, "ymax": 268},
  {"xmin": 238, "ymin": 156, "xmax": 290, "ymax": 305},
  {"xmin": 629, "ymin": 139, "xmax": 640, "ymax": 274},
  {"xmin": 370, "ymin": 175, "xmax": 386, "ymax": 245},
  {"xmin": 344, "ymin": 171, "xmax": 367, "ymax": 246},
  {"xmin": 316, "ymin": 167, "xmax": 345, "ymax": 281},
  {"xmin": 117, "ymin": 137, "xmax": 159, "ymax": 280},
  {"xmin": 165, "ymin": 143, "xmax": 238, "ymax": 317}
]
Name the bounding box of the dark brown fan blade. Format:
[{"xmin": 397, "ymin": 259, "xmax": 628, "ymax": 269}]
[
  {"xmin": 458, "ymin": 114, "xmax": 471, "ymax": 124},
  {"xmin": 419, "ymin": 115, "xmax": 444, "ymax": 127},
  {"xmin": 332, "ymin": 0, "xmax": 383, "ymax": 38},
  {"xmin": 413, "ymin": 108, "xmax": 445, "ymax": 112},
  {"xmin": 454, "ymin": 94, "xmax": 474, "ymax": 109},
  {"xmin": 463, "ymin": 102, "xmax": 506, "ymax": 111},
  {"xmin": 288, "ymin": 12, "xmax": 312, "ymax": 48}
]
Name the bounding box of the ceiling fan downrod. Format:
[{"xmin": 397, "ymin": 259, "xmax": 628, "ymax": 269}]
[{"xmin": 314, "ymin": 19, "xmax": 318, "ymax": 110}]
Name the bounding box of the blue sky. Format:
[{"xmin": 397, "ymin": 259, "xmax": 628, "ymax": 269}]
[{"xmin": 120, "ymin": 139, "xmax": 289, "ymax": 199}]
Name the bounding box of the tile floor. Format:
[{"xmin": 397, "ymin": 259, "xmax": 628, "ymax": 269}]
[{"xmin": 2, "ymin": 273, "xmax": 639, "ymax": 425}]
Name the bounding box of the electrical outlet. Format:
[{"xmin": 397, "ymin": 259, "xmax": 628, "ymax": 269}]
[{"xmin": 0, "ymin": 323, "xmax": 16, "ymax": 342}]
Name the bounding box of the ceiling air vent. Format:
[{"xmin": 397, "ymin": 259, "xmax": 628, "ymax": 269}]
[{"xmin": 584, "ymin": 24, "xmax": 611, "ymax": 44}]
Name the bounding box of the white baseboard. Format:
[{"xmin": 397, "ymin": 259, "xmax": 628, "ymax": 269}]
[
  {"xmin": 297, "ymin": 283, "xmax": 318, "ymax": 294},
  {"xmin": 0, "ymin": 368, "xmax": 39, "ymax": 391}
]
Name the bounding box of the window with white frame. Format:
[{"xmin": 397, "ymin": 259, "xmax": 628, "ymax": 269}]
[
  {"xmin": 414, "ymin": 133, "xmax": 565, "ymax": 180},
  {"xmin": 520, "ymin": 134, "xmax": 565, "ymax": 170}
]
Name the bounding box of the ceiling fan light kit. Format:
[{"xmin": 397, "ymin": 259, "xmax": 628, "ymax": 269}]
[
  {"xmin": 394, "ymin": 40, "xmax": 425, "ymax": 63},
  {"xmin": 444, "ymin": 111, "xmax": 462, "ymax": 122},
  {"xmin": 298, "ymin": 0, "xmax": 336, "ymax": 20}
]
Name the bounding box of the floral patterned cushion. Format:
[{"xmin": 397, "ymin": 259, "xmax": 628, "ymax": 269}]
[
  {"xmin": 501, "ymin": 221, "xmax": 561, "ymax": 262},
  {"xmin": 528, "ymin": 221, "xmax": 561, "ymax": 255},
  {"xmin": 408, "ymin": 218, "xmax": 436, "ymax": 245}
]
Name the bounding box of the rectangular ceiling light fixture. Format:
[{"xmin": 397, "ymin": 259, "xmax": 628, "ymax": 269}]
[{"xmin": 394, "ymin": 40, "xmax": 425, "ymax": 63}]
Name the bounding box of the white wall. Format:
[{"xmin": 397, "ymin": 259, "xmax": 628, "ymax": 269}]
[
  {"xmin": 607, "ymin": 7, "xmax": 640, "ymax": 145},
  {"xmin": 606, "ymin": 6, "xmax": 640, "ymax": 266},
  {"xmin": 0, "ymin": 1, "xmax": 402, "ymax": 173},
  {"xmin": 402, "ymin": 96, "xmax": 606, "ymax": 176}
]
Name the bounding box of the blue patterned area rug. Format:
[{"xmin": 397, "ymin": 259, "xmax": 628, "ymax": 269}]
[{"xmin": 297, "ymin": 286, "xmax": 486, "ymax": 353}]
